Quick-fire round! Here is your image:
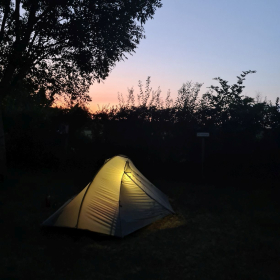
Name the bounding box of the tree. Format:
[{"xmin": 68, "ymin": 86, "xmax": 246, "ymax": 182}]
[
  {"xmin": 0, "ymin": 0, "xmax": 162, "ymax": 176},
  {"xmin": 174, "ymin": 81, "xmax": 203, "ymax": 123},
  {"xmin": 0, "ymin": 0, "xmax": 162, "ymax": 102},
  {"xmin": 199, "ymin": 70, "xmax": 256, "ymax": 126}
]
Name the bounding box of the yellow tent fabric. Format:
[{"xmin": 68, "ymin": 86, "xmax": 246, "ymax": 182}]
[{"xmin": 42, "ymin": 155, "xmax": 174, "ymax": 237}]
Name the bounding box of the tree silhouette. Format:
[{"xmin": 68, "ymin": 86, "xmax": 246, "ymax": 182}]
[
  {"xmin": 198, "ymin": 70, "xmax": 256, "ymax": 126},
  {"xmin": 0, "ymin": 0, "xmax": 162, "ymax": 177}
]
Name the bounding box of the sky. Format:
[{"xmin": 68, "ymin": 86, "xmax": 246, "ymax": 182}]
[{"xmin": 89, "ymin": 0, "xmax": 280, "ymax": 112}]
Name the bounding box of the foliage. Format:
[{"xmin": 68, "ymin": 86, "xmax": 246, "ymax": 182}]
[
  {"xmin": 4, "ymin": 71, "xmax": 280, "ymax": 183},
  {"xmin": 90, "ymin": 72, "xmax": 280, "ymax": 181},
  {"xmin": 198, "ymin": 71, "xmax": 256, "ymax": 126},
  {"xmin": 0, "ymin": 0, "xmax": 162, "ymax": 105}
]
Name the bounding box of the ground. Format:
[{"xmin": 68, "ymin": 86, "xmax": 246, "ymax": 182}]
[{"xmin": 1, "ymin": 167, "xmax": 280, "ymax": 280}]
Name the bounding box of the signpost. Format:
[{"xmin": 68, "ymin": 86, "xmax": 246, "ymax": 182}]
[
  {"xmin": 197, "ymin": 132, "xmax": 209, "ymax": 179},
  {"xmin": 197, "ymin": 132, "xmax": 209, "ymax": 137}
]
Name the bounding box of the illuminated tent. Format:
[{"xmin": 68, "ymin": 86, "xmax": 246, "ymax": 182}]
[{"xmin": 42, "ymin": 155, "xmax": 174, "ymax": 237}]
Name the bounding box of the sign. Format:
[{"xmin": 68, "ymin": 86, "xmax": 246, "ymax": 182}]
[{"xmin": 197, "ymin": 132, "xmax": 210, "ymax": 137}]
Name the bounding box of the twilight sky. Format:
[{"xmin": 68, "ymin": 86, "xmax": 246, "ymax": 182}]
[{"xmin": 89, "ymin": 0, "xmax": 280, "ymax": 112}]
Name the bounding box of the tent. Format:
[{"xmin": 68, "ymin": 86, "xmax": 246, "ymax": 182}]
[{"xmin": 42, "ymin": 155, "xmax": 175, "ymax": 237}]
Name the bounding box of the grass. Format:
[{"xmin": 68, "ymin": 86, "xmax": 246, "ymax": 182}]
[{"xmin": 1, "ymin": 167, "xmax": 280, "ymax": 280}]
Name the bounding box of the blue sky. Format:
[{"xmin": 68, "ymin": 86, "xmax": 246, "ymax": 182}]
[{"xmin": 89, "ymin": 0, "xmax": 280, "ymax": 111}]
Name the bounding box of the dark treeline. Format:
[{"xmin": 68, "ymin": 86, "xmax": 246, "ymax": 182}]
[{"xmin": 3, "ymin": 71, "xmax": 280, "ymax": 186}]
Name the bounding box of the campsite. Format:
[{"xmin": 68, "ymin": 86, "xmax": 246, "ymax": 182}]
[
  {"xmin": 1, "ymin": 156, "xmax": 280, "ymax": 279},
  {"xmin": 1, "ymin": 1, "xmax": 280, "ymax": 279}
]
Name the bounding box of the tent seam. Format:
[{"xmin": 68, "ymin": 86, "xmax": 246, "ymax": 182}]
[
  {"xmin": 118, "ymin": 172, "xmax": 124, "ymax": 238},
  {"xmin": 124, "ymin": 172, "xmax": 174, "ymax": 214},
  {"xmin": 125, "ymin": 164, "xmax": 166, "ymax": 199},
  {"xmin": 75, "ymin": 156, "xmax": 119, "ymax": 228}
]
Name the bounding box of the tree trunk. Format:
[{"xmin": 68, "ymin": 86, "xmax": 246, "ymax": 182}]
[{"xmin": 0, "ymin": 108, "xmax": 7, "ymax": 180}]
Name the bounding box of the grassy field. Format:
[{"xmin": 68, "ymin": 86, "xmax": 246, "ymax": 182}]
[{"xmin": 1, "ymin": 167, "xmax": 280, "ymax": 280}]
